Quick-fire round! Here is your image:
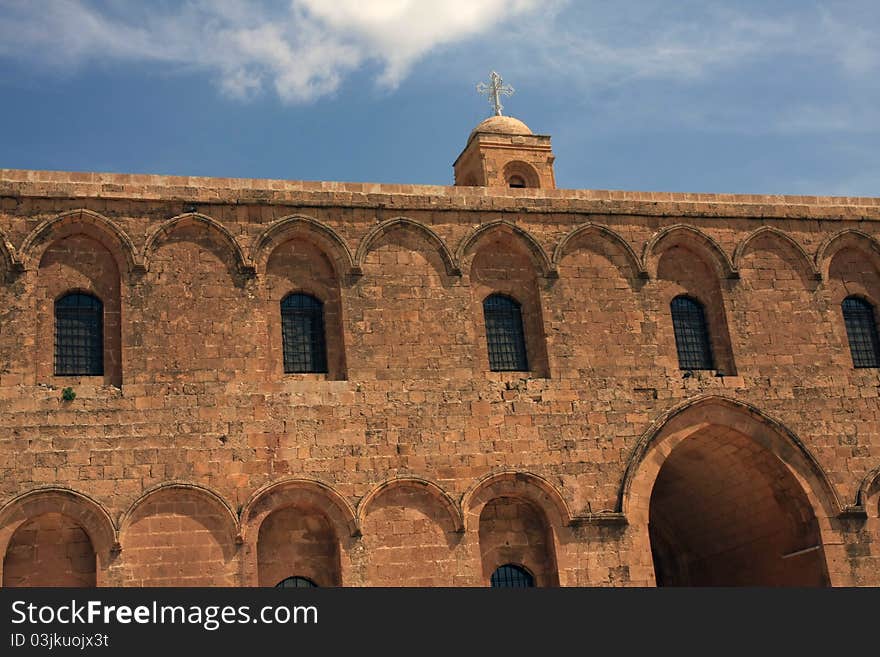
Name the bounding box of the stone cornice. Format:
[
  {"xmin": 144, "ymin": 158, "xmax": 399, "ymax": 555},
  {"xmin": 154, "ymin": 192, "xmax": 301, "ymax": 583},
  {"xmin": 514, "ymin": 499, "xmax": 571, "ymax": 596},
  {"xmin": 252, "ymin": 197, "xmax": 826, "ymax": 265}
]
[{"xmin": 3, "ymin": 168, "xmax": 880, "ymax": 221}]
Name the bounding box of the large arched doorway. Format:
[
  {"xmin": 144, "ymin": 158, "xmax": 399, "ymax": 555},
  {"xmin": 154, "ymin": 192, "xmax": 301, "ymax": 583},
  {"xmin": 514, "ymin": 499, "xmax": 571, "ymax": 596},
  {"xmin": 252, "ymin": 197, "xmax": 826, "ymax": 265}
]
[{"xmin": 647, "ymin": 420, "xmax": 829, "ymax": 586}]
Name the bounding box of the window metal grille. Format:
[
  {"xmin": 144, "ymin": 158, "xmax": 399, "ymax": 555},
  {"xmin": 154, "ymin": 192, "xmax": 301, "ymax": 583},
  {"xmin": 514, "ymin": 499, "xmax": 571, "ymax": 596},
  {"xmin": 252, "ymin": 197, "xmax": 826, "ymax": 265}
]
[
  {"xmin": 281, "ymin": 293, "xmax": 328, "ymax": 374},
  {"xmin": 275, "ymin": 576, "xmax": 318, "ymax": 588},
  {"xmin": 670, "ymin": 295, "xmax": 714, "ymax": 370},
  {"xmin": 54, "ymin": 292, "xmax": 103, "ymax": 376},
  {"xmin": 491, "ymin": 564, "xmax": 535, "ymax": 588},
  {"xmin": 842, "ymin": 296, "xmax": 880, "ymax": 368},
  {"xmin": 484, "ymin": 294, "xmax": 529, "ymax": 371}
]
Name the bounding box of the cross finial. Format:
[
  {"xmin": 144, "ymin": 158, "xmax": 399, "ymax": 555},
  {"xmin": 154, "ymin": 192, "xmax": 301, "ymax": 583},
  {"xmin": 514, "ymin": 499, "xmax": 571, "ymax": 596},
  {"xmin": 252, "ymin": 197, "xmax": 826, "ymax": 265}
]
[{"xmin": 477, "ymin": 71, "xmax": 514, "ymax": 117}]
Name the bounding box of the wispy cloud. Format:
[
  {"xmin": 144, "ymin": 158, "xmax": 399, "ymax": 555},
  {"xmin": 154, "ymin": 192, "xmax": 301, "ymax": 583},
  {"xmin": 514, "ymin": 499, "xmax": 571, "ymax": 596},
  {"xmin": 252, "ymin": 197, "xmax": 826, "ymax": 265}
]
[
  {"xmin": 499, "ymin": 2, "xmax": 879, "ymax": 86},
  {"xmin": 490, "ymin": 1, "xmax": 880, "ymax": 135},
  {"xmin": 0, "ymin": 0, "xmax": 544, "ymax": 102},
  {"xmin": 789, "ymin": 166, "xmax": 880, "ymax": 198},
  {"xmin": 1, "ymin": 0, "xmax": 878, "ymax": 138},
  {"xmin": 520, "ymin": 10, "xmax": 794, "ymax": 83}
]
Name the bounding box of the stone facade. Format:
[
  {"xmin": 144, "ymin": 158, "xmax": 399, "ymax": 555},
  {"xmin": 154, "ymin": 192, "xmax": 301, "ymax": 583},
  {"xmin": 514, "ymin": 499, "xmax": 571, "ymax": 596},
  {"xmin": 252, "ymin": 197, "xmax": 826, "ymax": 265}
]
[{"xmin": 1, "ymin": 118, "xmax": 880, "ymax": 587}]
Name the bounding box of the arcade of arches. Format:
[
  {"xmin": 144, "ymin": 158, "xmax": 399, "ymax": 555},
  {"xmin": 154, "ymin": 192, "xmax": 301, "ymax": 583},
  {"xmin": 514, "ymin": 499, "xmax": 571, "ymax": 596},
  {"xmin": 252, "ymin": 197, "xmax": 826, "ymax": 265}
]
[
  {"xmin": 2, "ymin": 401, "xmax": 872, "ymax": 587},
  {"xmin": 3, "ymin": 130, "xmax": 880, "ymax": 587}
]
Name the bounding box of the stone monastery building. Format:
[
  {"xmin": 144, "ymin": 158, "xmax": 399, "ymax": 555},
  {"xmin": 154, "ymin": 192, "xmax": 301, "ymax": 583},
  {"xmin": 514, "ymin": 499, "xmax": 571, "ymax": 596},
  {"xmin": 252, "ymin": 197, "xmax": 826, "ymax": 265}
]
[{"xmin": 1, "ymin": 109, "xmax": 880, "ymax": 588}]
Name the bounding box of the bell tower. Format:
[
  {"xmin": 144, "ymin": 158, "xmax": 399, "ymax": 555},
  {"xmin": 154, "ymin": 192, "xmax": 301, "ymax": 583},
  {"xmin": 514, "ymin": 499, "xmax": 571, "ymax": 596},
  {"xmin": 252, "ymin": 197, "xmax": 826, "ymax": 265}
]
[{"xmin": 453, "ymin": 71, "xmax": 556, "ymax": 189}]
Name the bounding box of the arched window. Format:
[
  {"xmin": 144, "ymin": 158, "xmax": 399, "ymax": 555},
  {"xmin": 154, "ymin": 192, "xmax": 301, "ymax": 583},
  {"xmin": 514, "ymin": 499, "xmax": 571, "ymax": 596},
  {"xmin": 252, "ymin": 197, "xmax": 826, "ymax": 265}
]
[
  {"xmin": 842, "ymin": 296, "xmax": 880, "ymax": 368},
  {"xmin": 491, "ymin": 564, "xmax": 535, "ymax": 588},
  {"xmin": 281, "ymin": 293, "xmax": 328, "ymax": 374},
  {"xmin": 275, "ymin": 576, "xmax": 318, "ymax": 588},
  {"xmin": 502, "ymin": 161, "xmax": 540, "ymax": 189},
  {"xmin": 670, "ymin": 295, "xmax": 714, "ymax": 370},
  {"xmin": 54, "ymin": 292, "xmax": 103, "ymax": 376},
  {"xmin": 483, "ymin": 294, "xmax": 528, "ymax": 371}
]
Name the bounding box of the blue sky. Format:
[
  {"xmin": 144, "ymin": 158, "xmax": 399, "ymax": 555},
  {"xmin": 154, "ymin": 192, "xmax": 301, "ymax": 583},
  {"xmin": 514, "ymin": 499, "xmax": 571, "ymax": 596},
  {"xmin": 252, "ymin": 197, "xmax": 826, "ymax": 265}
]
[{"xmin": 1, "ymin": 0, "xmax": 878, "ymax": 195}]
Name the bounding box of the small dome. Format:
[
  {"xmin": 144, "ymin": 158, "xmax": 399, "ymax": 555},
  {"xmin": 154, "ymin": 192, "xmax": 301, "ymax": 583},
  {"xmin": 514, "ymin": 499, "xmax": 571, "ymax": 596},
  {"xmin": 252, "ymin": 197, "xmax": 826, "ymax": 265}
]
[{"xmin": 468, "ymin": 115, "xmax": 532, "ymax": 143}]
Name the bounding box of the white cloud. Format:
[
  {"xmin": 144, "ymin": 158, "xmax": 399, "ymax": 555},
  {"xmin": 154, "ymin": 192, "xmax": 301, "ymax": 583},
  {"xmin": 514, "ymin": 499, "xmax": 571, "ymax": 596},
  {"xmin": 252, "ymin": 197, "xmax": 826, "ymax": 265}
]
[
  {"xmin": 0, "ymin": 0, "xmax": 543, "ymax": 102},
  {"xmin": 0, "ymin": 0, "xmax": 171, "ymax": 64},
  {"xmin": 297, "ymin": 0, "xmax": 541, "ymax": 86},
  {"xmin": 1, "ymin": 0, "xmax": 878, "ymax": 132}
]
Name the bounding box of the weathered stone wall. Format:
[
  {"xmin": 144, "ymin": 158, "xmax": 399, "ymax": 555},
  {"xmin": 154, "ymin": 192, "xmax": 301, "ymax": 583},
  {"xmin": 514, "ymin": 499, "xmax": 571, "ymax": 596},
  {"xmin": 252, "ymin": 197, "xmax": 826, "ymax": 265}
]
[{"xmin": 1, "ymin": 169, "xmax": 879, "ymax": 587}]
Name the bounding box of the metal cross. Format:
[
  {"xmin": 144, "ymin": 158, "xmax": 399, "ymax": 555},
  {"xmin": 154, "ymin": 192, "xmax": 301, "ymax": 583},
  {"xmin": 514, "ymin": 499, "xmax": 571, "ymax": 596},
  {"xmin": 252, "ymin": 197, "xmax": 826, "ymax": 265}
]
[{"xmin": 477, "ymin": 71, "xmax": 514, "ymax": 117}]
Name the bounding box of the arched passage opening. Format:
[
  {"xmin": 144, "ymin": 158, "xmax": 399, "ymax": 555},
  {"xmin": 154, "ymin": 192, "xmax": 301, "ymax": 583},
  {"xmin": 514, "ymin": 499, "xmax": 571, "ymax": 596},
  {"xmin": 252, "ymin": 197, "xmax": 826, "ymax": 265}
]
[
  {"xmin": 647, "ymin": 424, "xmax": 829, "ymax": 586},
  {"xmin": 622, "ymin": 398, "xmax": 839, "ymax": 587}
]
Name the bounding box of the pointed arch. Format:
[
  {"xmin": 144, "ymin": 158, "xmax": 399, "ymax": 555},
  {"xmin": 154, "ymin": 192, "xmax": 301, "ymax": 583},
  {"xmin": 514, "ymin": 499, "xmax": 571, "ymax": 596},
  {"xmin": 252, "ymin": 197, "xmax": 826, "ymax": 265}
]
[
  {"xmin": 644, "ymin": 224, "xmax": 738, "ymax": 280},
  {"xmin": 240, "ymin": 477, "xmax": 359, "ymax": 541},
  {"xmin": 119, "ymin": 482, "xmax": 240, "ymax": 542},
  {"xmin": 143, "ymin": 212, "xmax": 253, "ymax": 276},
  {"xmin": 816, "ymin": 229, "xmax": 880, "ymax": 282},
  {"xmin": 251, "ymin": 214, "xmax": 356, "ymax": 277},
  {"xmin": 355, "ymin": 217, "xmax": 459, "ymax": 276},
  {"xmin": 19, "ymin": 209, "xmax": 141, "ymax": 277},
  {"xmin": 357, "ymin": 476, "xmax": 464, "ymax": 533},
  {"xmin": 619, "ymin": 395, "xmax": 842, "ymax": 520},
  {"xmin": 0, "ymin": 487, "xmax": 118, "ymax": 567},
  {"xmin": 734, "ymin": 226, "xmax": 820, "ymax": 281},
  {"xmin": 462, "ymin": 470, "xmax": 572, "ymax": 532},
  {"xmin": 457, "ymin": 220, "xmax": 556, "ymax": 278},
  {"xmin": 553, "ymin": 222, "xmax": 646, "ymax": 278}
]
